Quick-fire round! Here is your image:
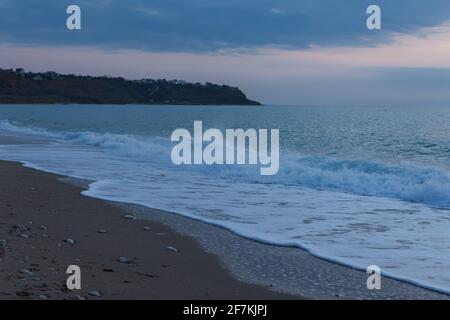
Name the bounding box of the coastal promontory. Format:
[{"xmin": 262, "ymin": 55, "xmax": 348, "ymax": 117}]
[{"xmin": 0, "ymin": 68, "xmax": 261, "ymax": 106}]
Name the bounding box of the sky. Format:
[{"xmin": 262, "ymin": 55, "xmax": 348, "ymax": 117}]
[{"xmin": 1, "ymin": 0, "xmax": 450, "ymax": 106}]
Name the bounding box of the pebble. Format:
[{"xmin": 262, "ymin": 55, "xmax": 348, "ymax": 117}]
[
  {"xmin": 98, "ymin": 229, "xmax": 107, "ymax": 234},
  {"xmin": 39, "ymin": 226, "xmax": 47, "ymax": 231},
  {"xmin": 38, "ymin": 294, "xmax": 48, "ymax": 300},
  {"xmin": 166, "ymin": 246, "xmax": 179, "ymax": 252},
  {"xmin": 123, "ymin": 214, "xmax": 136, "ymax": 220},
  {"xmin": 20, "ymin": 269, "xmax": 34, "ymax": 276},
  {"xmin": 143, "ymin": 226, "xmax": 151, "ymax": 231},
  {"xmin": 88, "ymin": 290, "xmax": 102, "ymax": 297},
  {"xmin": 20, "ymin": 234, "xmax": 30, "ymax": 239},
  {"xmin": 64, "ymin": 239, "xmax": 76, "ymax": 245},
  {"xmin": 13, "ymin": 224, "xmax": 28, "ymax": 232},
  {"xmin": 118, "ymin": 257, "xmax": 132, "ymax": 264}
]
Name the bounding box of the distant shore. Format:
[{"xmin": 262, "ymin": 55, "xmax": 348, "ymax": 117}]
[{"xmin": 0, "ymin": 68, "xmax": 261, "ymax": 106}]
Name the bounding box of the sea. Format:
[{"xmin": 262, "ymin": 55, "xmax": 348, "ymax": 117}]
[{"xmin": 0, "ymin": 104, "xmax": 449, "ymax": 294}]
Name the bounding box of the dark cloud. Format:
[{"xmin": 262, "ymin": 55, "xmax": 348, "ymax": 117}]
[{"xmin": 1, "ymin": 0, "xmax": 450, "ymax": 51}]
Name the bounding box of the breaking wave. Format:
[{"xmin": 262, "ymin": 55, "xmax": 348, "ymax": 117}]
[{"xmin": 1, "ymin": 119, "xmax": 450, "ymax": 208}]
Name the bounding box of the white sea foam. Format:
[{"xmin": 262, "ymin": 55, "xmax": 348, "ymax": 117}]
[{"xmin": 2, "ymin": 119, "xmax": 450, "ymax": 208}]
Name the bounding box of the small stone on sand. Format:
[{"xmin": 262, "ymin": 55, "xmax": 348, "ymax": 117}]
[
  {"xmin": 20, "ymin": 269, "xmax": 34, "ymax": 276},
  {"xmin": 64, "ymin": 239, "xmax": 75, "ymax": 245},
  {"xmin": 13, "ymin": 224, "xmax": 28, "ymax": 230},
  {"xmin": 123, "ymin": 214, "xmax": 136, "ymax": 220},
  {"xmin": 166, "ymin": 246, "xmax": 179, "ymax": 252},
  {"xmin": 118, "ymin": 257, "xmax": 132, "ymax": 264},
  {"xmin": 88, "ymin": 290, "xmax": 102, "ymax": 297}
]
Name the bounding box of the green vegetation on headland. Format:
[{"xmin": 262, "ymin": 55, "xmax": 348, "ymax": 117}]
[{"xmin": 0, "ymin": 68, "xmax": 261, "ymax": 105}]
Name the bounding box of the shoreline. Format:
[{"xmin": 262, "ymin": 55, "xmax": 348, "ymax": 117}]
[
  {"xmin": 0, "ymin": 160, "xmax": 297, "ymax": 300},
  {"xmin": 111, "ymin": 202, "xmax": 450, "ymax": 300},
  {"xmin": 0, "ymin": 159, "xmax": 448, "ymax": 299}
]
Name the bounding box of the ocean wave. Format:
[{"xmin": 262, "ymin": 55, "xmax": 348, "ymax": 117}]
[
  {"xmin": 2, "ymin": 119, "xmax": 450, "ymax": 208},
  {"xmin": 270, "ymin": 155, "xmax": 450, "ymax": 208},
  {"xmin": 0, "ymin": 119, "xmax": 170, "ymax": 164},
  {"xmin": 0, "ymin": 119, "xmax": 63, "ymax": 138}
]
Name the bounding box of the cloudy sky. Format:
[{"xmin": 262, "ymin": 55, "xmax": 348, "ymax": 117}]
[{"xmin": 1, "ymin": 0, "xmax": 450, "ymax": 106}]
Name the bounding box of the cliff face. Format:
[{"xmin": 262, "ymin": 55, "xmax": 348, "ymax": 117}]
[{"xmin": 0, "ymin": 69, "xmax": 261, "ymax": 105}]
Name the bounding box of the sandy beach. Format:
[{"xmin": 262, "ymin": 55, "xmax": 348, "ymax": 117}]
[
  {"xmin": 1, "ymin": 126, "xmax": 449, "ymax": 301},
  {"xmin": 1, "ymin": 157, "xmax": 448, "ymax": 300},
  {"xmin": 0, "ymin": 160, "xmax": 298, "ymax": 300}
]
